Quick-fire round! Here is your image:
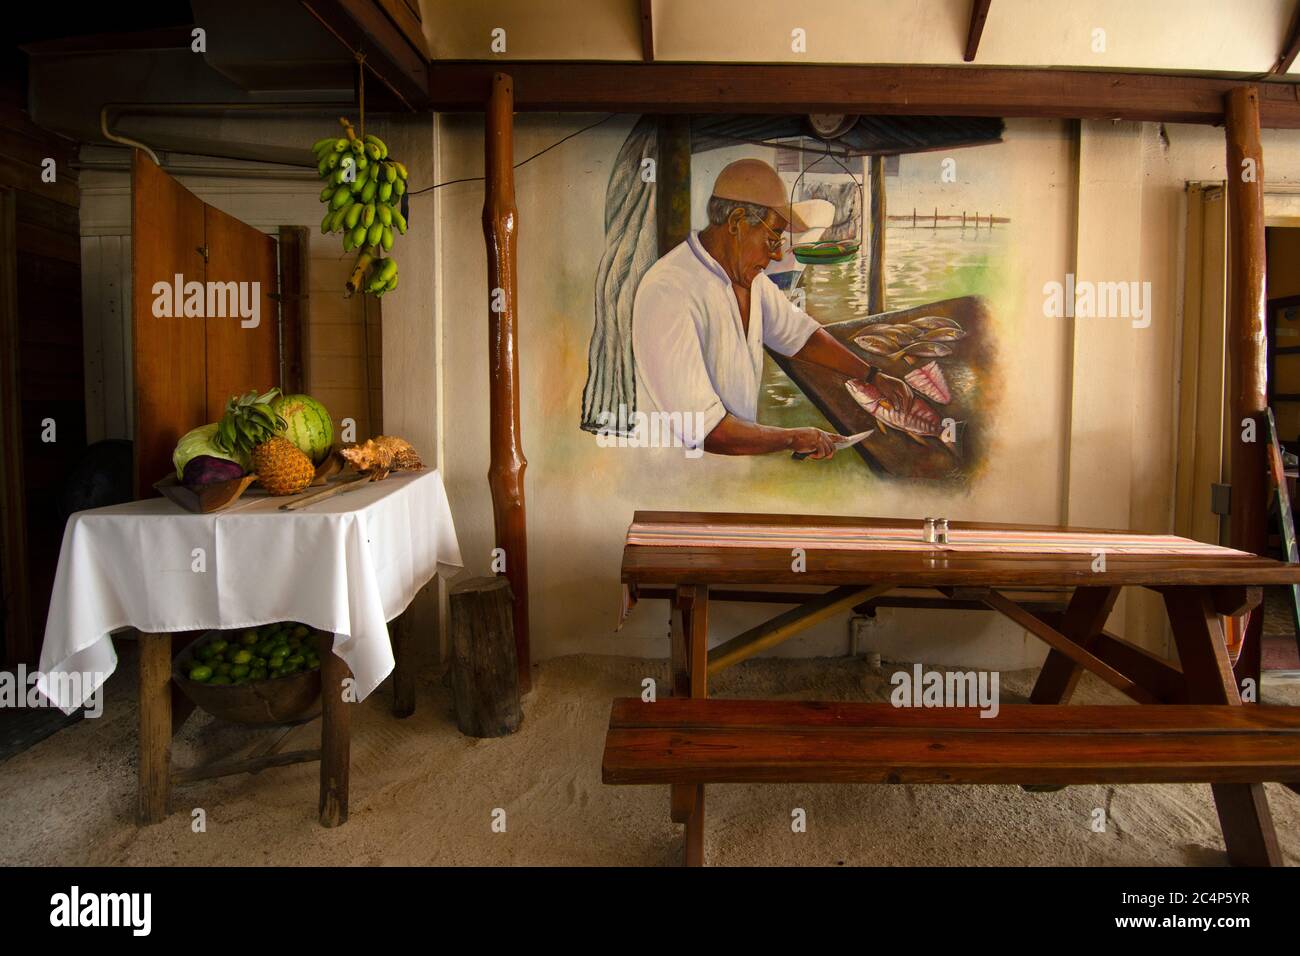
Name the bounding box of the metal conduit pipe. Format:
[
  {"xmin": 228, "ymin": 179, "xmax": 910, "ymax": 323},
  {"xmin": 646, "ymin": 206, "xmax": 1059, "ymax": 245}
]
[{"xmin": 100, "ymin": 100, "xmax": 357, "ymax": 169}]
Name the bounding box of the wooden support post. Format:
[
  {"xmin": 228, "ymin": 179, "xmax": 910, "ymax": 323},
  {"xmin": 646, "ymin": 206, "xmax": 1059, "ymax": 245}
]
[
  {"xmin": 318, "ymin": 632, "xmax": 351, "ymax": 828},
  {"xmin": 1029, "ymin": 586, "xmax": 1120, "ymax": 704},
  {"xmin": 707, "ymin": 585, "xmax": 889, "ymax": 675},
  {"xmin": 1225, "ymin": 85, "xmax": 1268, "ymax": 693},
  {"xmin": 656, "ymin": 115, "xmax": 691, "ymax": 256},
  {"xmin": 639, "ymin": 0, "xmax": 655, "ymax": 62},
  {"xmin": 981, "ymin": 591, "xmax": 1158, "ymax": 704},
  {"xmin": 483, "ymin": 72, "xmax": 532, "ymax": 693},
  {"xmin": 137, "ymin": 632, "xmax": 172, "ymax": 825},
  {"xmin": 964, "ymin": 0, "xmax": 993, "ymax": 63},
  {"xmin": 449, "ymin": 577, "xmax": 523, "ymax": 737},
  {"xmin": 868, "ymin": 155, "xmax": 886, "ymax": 315}
]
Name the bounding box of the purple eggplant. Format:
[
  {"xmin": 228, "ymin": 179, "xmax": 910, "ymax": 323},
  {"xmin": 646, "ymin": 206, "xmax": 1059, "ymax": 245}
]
[{"xmin": 182, "ymin": 455, "xmax": 246, "ymax": 490}]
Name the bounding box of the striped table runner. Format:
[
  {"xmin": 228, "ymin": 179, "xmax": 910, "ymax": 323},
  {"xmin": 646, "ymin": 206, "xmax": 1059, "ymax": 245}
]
[{"xmin": 626, "ymin": 520, "xmax": 1251, "ymax": 557}]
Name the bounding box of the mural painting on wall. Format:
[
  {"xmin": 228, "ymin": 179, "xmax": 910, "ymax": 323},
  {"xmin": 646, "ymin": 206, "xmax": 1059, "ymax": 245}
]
[{"xmin": 580, "ymin": 115, "xmax": 1008, "ymax": 482}]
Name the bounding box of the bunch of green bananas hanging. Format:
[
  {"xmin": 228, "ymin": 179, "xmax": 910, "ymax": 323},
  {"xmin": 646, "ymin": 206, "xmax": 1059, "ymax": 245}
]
[
  {"xmin": 312, "ymin": 117, "xmax": 408, "ymax": 297},
  {"xmin": 212, "ymin": 388, "xmax": 287, "ymax": 456}
]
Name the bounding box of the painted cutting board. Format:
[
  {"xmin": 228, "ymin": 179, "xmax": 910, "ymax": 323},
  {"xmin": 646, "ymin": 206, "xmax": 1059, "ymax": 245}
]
[{"xmin": 768, "ymin": 295, "xmax": 994, "ymax": 481}]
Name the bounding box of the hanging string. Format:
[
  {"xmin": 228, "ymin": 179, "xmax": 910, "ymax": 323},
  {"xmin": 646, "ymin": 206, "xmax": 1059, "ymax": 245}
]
[
  {"xmin": 788, "ymin": 139, "xmax": 865, "ymax": 240},
  {"xmin": 355, "ymin": 51, "xmax": 367, "ymax": 139}
]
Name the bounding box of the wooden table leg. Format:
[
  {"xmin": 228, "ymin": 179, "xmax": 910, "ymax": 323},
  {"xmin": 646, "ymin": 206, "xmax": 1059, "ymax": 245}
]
[
  {"xmin": 318, "ymin": 633, "xmax": 352, "ymax": 828},
  {"xmin": 668, "ymin": 590, "xmax": 694, "ymax": 827},
  {"xmin": 1164, "ymin": 587, "xmax": 1281, "ymax": 866},
  {"xmin": 683, "ymin": 786, "xmax": 706, "ymax": 867},
  {"xmin": 678, "ymin": 585, "xmax": 709, "ymax": 867},
  {"xmin": 137, "ymin": 631, "xmax": 172, "ymax": 825},
  {"xmin": 667, "ymin": 585, "xmax": 709, "ymax": 864},
  {"xmin": 390, "ymin": 613, "xmax": 415, "ymax": 719}
]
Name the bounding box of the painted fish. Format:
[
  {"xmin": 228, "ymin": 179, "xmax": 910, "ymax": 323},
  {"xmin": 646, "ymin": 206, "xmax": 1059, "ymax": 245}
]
[
  {"xmin": 909, "ymin": 315, "xmax": 963, "ymax": 332},
  {"xmin": 860, "ymin": 327, "xmax": 914, "ymax": 349},
  {"xmin": 874, "ymin": 323, "xmax": 922, "ymax": 341},
  {"xmin": 844, "ymin": 379, "xmax": 957, "ymax": 447},
  {"xmin": 853, "ymin": 333, "xmax": 897, "ymax": 355},
  {"xmin": 919, "ymin": 327, "xmax": 966, "ymax": 343},
  {"xmin": 904, "ymin": 360, "xmax": 952, "ymax": 404},
  {"xmin": 887, "ymin": 341, "xmax": 955, "ymax": 363}
]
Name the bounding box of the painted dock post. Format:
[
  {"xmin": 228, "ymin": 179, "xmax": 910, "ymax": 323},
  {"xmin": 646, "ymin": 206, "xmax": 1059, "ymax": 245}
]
[{"xmin": 868, "ymin": 155, "xmax": 886, "ymax": 315}]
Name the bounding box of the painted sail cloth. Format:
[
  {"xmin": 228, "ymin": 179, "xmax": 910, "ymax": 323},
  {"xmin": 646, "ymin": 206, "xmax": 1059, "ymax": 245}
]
[
  {"xmin": 579, "ymin": 115, "xmax": 1005, "ymax": 436},
  {"xmin": 37, "ymin": 470, "xmax": 463, "ymax": 713},
  {"xmin": 581, "ymin": 116, "xmax": 659, "ymax": 436},
  {"xmin": 625, "ymin": 519, "xmax": 1254, "ymax": 557}
]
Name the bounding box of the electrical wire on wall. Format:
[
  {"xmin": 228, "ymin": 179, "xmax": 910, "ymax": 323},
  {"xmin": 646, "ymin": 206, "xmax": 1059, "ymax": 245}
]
[{"xmin": 406, "ymin": 114, "xmax": 619, "ymax": 196}]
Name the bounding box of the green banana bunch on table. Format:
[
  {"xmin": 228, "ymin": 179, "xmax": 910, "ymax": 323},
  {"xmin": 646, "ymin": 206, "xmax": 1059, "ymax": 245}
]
[{"xmin": 311, "ymin": 118, "xmax": 410, "ymax": 298}]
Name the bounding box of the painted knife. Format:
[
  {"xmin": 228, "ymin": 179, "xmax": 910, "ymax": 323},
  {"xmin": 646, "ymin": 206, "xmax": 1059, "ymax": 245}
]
[{"xmin": 792, "ymin": 428, "xmax": 876, "ymax": 460}]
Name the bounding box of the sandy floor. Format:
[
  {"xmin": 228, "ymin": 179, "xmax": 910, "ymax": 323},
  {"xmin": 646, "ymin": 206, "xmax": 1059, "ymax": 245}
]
[{"xmin": 1, "ymin": 649, "xmax": 1297, "ymax": 867}]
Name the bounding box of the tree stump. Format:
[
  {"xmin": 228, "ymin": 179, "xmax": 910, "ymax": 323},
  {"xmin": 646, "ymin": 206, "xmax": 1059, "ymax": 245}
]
[{"xmin": 449, "ymin": 576, "xmax": 522, "ymax": 737}]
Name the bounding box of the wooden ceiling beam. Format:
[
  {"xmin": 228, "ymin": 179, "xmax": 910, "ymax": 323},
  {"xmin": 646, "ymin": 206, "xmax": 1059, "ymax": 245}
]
[
  {"xmin": 300, "ymin": 0, "xmax": 430, "ymax": 110},
  {"xmin": 374, "ymin": 0, "xmax": 431, "ymax": 61},
  {"xmin": 1273, "ymin": 2, "xmax": 1300, "ymax": 74},
  {"xmin": 964, "ymin": 0, "xmax": 992, "ymax": 63},
  {"xmin": 640, "ymin": 0, "xmax": 654, "ymax": 62},
  {"xmin": 427, "ymin": 62, "xmax": 1300, "ymax": 128}
]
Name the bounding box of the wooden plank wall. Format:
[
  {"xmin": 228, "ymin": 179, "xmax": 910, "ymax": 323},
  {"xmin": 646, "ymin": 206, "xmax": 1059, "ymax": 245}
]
[
  {"xmin": 307, "ymin": 249, "xmax": 379, "ymax": 439},
  {"xmin": 80, "ymin": 235, "xmax": 133, "ymax": 442},
  {"xmin": 0, "ymin": 102, "xmax": 84, "ymax": 665}
]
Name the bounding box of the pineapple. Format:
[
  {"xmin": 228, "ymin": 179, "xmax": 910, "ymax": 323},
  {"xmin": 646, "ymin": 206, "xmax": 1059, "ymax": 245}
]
[
  {"xmin": 252, "ymin": 437, "xmax": 316, "ymax": 496},
  {"xmin": 213, "ymin": 388, "xmax": 315, "ymax": 496}
]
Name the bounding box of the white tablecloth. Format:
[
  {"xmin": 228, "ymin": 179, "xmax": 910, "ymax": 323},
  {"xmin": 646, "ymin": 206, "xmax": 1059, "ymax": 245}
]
[{"xmin": 38, "ymin": 469, "xmax": 463, "ymax": 712}]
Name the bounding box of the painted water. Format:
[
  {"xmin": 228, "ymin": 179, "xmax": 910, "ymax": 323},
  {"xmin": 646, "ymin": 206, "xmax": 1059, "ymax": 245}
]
[{"xmin": 760, "ymin": 223, "xmax": 1006, "ymax": 476}]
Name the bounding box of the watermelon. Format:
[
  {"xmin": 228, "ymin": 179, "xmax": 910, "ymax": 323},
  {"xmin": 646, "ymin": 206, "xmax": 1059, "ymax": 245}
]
[{"xmin": 270, "ymin": 394, "xmax": 333, "ymax": 464}]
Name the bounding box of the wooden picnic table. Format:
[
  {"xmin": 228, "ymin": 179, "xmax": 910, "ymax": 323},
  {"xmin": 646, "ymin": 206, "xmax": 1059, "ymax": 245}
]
[{"xmin": 609, "ymin": 510, "xmax": 1300, "ymax": 866}]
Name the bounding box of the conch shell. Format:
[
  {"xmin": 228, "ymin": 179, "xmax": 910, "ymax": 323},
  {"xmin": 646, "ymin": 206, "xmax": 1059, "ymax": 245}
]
[{"xmin": 339, "ymin": 436, "xmax": 424, "ymax": 479}]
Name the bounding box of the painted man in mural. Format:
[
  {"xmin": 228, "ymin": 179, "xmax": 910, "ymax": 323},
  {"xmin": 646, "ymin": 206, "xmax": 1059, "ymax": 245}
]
[{"xmin": 633, "ymin": 158, "xmax": 912, "ymax": 460}]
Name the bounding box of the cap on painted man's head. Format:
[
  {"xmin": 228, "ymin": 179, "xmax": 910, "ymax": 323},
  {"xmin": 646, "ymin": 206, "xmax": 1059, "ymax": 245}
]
[{"xmin": 710, "ymin": 158, "xmax": 809, "ymax": 233}]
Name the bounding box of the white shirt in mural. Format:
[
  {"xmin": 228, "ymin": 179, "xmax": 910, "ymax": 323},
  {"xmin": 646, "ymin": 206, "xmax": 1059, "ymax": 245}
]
[{"xmin": 633, "ymin": 231, "xmax": 819, "ymax": 446}]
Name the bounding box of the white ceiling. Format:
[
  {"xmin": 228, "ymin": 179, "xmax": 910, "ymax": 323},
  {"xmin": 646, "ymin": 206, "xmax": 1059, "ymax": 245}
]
[{"xmin": 419, "ymin": 0, "xmax": 1300, "ymax": 77}]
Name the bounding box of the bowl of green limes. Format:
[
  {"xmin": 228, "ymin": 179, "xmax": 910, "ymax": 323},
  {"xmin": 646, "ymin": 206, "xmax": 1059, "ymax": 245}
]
[{"xmin": 173, "ymin": 622, "xmax": 325, "ymax": 724}]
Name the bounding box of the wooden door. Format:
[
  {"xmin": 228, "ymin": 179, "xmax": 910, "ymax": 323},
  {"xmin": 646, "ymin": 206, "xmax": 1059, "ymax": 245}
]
[
  {"xmin": 131, "ymin": 152, "xmax": 207, "ymax": 496},
  {"xmin": 203, "ymin": 204, "xmax": 279, "ymax": 420},
  {"xmin": 131, "ymin": 153, "xmax": 282, "ymax": 495}
]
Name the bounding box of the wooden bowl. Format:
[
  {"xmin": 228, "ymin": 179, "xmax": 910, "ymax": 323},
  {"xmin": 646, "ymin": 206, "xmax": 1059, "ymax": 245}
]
[
  {"xmin": 172, "ymin": 631, "xmax": 322, "ymax": 726},
  {"xmin": 154, "ymin": 473, "xmax": 258, "ymax": 514}
]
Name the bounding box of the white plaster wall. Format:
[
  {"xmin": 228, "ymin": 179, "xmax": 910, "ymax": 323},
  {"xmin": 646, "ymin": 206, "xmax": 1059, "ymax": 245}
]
[{"xmin": 428, "ymin": 112, "xmax": 1300, "ymax": 670}]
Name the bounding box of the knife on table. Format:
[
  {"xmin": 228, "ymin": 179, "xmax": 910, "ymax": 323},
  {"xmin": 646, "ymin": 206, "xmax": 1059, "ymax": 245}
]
[{"xmin": 792, "ymin": 428, "xmax": 876, "ymax": 460}]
